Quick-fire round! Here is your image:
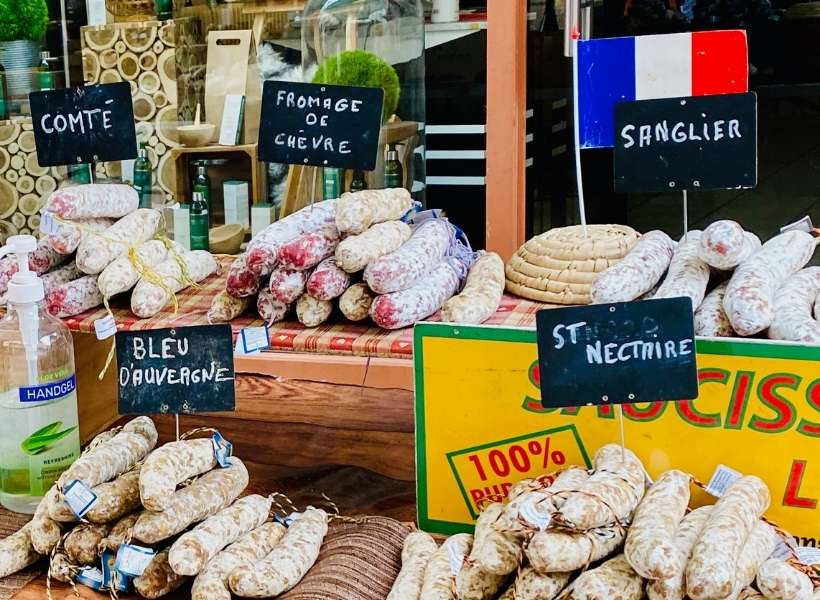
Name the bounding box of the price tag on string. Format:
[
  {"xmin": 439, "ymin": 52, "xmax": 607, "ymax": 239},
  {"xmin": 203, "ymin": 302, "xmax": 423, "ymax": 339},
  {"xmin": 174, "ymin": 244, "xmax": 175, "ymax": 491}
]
[
  {"xmin": 94, "ymin": 314, "xmax": 117, "ymax": 341},
  {"xmin": 75, "ymin": 566, "xmax": 105, "ymax": 591},
  {"xmin": 114, "ymin": 544, "xmax": 155, "ymax": 577},
  {"xmin": 40, "ymin": 212, "xmax": 59, "ymax": 235},
  {"xmin": 63, "ymin": 479, "xmax": 98, "ymax": 518},
  {"xmin": 211, "ymin": 431, "xmax": 233, "ymax": 468},
  {"xmin": 705, "ymin": 464, "xmax": 742, "ymax": 498},
  {"xmin": 796, "ymin": 546, "xmax": 820, "ymax": 565}
]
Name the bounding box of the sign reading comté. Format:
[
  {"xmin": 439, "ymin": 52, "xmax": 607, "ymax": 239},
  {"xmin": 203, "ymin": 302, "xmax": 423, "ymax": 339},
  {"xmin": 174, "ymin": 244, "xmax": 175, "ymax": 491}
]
[{"xmin": 415, "ymin": 323, "xmax": 820, "ymax": 543}]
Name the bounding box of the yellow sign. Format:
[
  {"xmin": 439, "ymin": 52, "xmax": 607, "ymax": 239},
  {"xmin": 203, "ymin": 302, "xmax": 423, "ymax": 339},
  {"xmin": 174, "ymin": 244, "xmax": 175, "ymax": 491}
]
[{"xmin": 414, "ymin": 323, "xmax": 820, "ymax": 544}]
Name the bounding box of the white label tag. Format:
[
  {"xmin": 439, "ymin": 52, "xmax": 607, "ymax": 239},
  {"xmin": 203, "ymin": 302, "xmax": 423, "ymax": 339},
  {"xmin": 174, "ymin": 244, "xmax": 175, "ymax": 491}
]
[
  {"xmin": 241, "ymin": 326, "xmax": 269, "ymax": 354},
  {"xmin": 448, "ymin": 543, "xmax": 465, "ymax": 576},
  {"xmin": 40, "ymin": 212, "xmax": 59, "ymax": 235},
  {"xmin": 705, "ymin": 464, "xmax": 742, "ymax": 498},
  {"xmin": 519, "ymin": 495, "xmax": 552, "ymax": 531},
  {"xmin": 796, "ymin": 546, "xmax": 820, "ymax": 565},
  {"xmin": 114, "ymin": 544, "xmax": 155, "ymax": 577},
  {"xmin": 63, "ymin": 479, "xmax": 98, "ymax": 518},
  {"xmin": 780, "ymin": 216, "xmax": 814, "ymax": 234},
  {"xmin": 75, "ymin": 565, "xmax": 105, "ymax": 590},
  {"xmin": 94, "ymin": 315, "xmax": 117, "ymax": 340}
]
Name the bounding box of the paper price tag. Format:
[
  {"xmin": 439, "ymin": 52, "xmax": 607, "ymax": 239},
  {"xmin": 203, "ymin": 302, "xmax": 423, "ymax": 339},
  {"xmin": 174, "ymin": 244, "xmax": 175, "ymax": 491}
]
[
  {"xmin": 519, "ymin": 496, "xmax": 552, "ymax": 531},
  {"xmin": 75, "ymin": 566, "xmax": 105, "ymax": 590},
  {"xmin": 94, "ymin": 314, "xmax": 117, "ymax": 340},
  {"xmin": 102, "ymin": 550, "xmax": 132, "ymax": 592},
  {"xmin": 212, "ymin": 431, "xmax": 233, "ymax": 468},
  {"xmin": 780, "ymin": 216, "xmax": 814, "ymax": 234},
  {"xmin": 705, "ymin": 464, "xmax": 742, "ymax": 498},
  {"xmin": 114, "ymin": 544, "xmax": 155, "ymax": 577},
  {"xmin": 40, "ymin": 212, "xmax": 59, "ymax": 235},
  {"xmin": 796, "ymin": 546, "xmax": 820, "ymax": 565},
  {"xmin": 63, "ymin": 479, "xmax": 98, "ymax": 518},
  {"xmin": 241, "ymin": 326, "xmax": 270, "ymax": 354},
  {"xmin": 448, "ymin": 543, "xmax": 465, "ymax": 576}
]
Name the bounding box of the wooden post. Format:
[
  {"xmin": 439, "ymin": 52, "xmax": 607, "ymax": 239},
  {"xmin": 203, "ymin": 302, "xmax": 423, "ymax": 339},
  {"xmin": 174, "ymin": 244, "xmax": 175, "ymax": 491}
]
[{"xmin": 486, "ymin": 0, "xmax": 527, "ymax": 259}]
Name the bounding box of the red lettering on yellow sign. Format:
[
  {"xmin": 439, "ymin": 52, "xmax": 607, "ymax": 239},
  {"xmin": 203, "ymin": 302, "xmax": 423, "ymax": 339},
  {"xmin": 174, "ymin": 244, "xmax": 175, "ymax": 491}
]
[{"xmin": 783, "ymin": 459, "xmax": 817, "ymax": 510}]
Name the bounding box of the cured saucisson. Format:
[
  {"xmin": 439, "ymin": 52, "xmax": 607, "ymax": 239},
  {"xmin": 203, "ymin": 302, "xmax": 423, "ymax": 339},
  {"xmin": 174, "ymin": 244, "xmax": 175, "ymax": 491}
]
[
  {"xmin": 590, "ymin": 231, "xmax": 676, "ymax": 303},
  {"xmin": 76, "ymin": 208, "xmax": 161, "ymax": 275},
  {"xmin": 296, "ymin": 293, "xmax": 332, "ymax": 327},
  {"xmin": 208, "ymin": 290, "xmax": 251, "ymax": 323},
  {"xmin": 97, "ymin": 239, "xmax": 169, "ymax": 298},
  {"xmin": 335, "ymin": 188, "xmax": 413, "ymax": 235},
  {"xmin": 699, "ymin": 220, "xmax": 761, "ymax": 270},
  {"xmin": 45, "ymin": 216, "xmax": 115, "ymax": 255},
  {"xmin": 768, "ymin": 267, "xmax": 820, "ymax": 344},
  {"xmin": 339, "ymin": 283, "xmax": 375, "ymax": 322},
  {"xmin": 43, "ymin": 184, "xmax": 139, "ymax": 219},
  {"xmin": 45, "ymin": 275, "xmax": 103, "ymax": 318},
  {"xmin": 440, "ymin": 252, "xmax": 505, "ymax": 324},
  {"xmin": 257, "ymin": 287, "xmax": 289, "ymax": 325},
  {"xmin": 277, "ymin": 225, "xmax": 340, "ymax": 271},
  {"xmin": 306, "ymin": 257, "xmax": 350, "ymax": 301},
  {"xmin": 654, "ymin": 231, "xmax": 711, "ymax": 311},
  {"xmin": 694, "ymin": 282, "xmax": 734, "ymax": 337},
  {"xmin": 335, "ymin": 220, "xmax": 411, "ymax": 273},
  {"xmin": 269, "ymin": 267, "xmax": 308, "ymax": 304},
  {"xmin": 131, "ymin": 250, "xmax": 218, "ymax": 318}
]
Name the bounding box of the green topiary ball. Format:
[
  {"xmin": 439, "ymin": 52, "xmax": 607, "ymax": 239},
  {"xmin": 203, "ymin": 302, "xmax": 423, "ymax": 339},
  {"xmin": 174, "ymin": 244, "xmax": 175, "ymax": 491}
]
[
  {"xmin": 312, "ymin": 50, "xmax": 400, "ymax": 123},
  {"xmin": 0, "ymin": 0, "xmax": 49, "ymax": 42}
]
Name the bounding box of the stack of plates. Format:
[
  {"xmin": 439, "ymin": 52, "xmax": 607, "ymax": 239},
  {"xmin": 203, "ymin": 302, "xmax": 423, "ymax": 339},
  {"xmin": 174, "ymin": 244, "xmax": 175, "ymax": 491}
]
[{"xmin": 505, "ymin": 224, "xmax": 640, "ymax": 304}]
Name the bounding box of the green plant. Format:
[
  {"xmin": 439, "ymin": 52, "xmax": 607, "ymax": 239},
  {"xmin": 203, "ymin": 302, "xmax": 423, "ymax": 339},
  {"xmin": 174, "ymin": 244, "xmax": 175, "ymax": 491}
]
[
  {"xmin": 0, "ymin": 0, "xmax": 49, "ymax": 43},
  {"xmin": 312, "ymin": 50, "xmax": 400, "ymax": 122}
]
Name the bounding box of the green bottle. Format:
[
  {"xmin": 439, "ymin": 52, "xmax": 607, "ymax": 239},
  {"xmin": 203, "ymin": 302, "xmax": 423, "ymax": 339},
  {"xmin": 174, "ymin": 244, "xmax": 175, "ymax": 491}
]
[
  {"xmin": 193, "ymin": 164, "xmax": 210, "ymax": 211},
  {"xmin": 69, "ymin": 164, "xmax": 91, "ymax": 184},
  {"xmin": 189, "ymin": 191, "xmax": 209, "ymax": 251},
  {"xmin": 323, "ymin": 167, "xmax": 341, "ymax": 200},
  {"xmin": 384, "ymin": 147, "xmax": 403, "ymax": 189},
  {"xmin": 37, "ymin": 51, "xmax": 55, "ymax": 91},
  {"xmin": 0, "ymin": 65, "xmax": 8, "ymax": 121},
  {"xmin": 155, "ymin": 0, "xmax": 173, "ymax": 20},
  {"xmin": 133, "ymin": 145, "xmax": 152, "ymax": 208},
  {"xmin": 350, "ymin": 170, "xmax": 366, "ymax": 193}
]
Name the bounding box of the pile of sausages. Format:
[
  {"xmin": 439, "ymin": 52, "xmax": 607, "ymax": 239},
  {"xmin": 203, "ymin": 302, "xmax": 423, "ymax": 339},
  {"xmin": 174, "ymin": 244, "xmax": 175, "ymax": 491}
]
[
  {"xmin": 388, "ymin": 444, "xmax": 820, "ymax": 600},
  {"xmin": 0, "ymin": 417, "xmax": 330, "ymax": 599},
  {"xmin": 0, "ymin": 184, "xmax": 217, "ymax": 319},
  {"xmin": 211, "ymin": 188, "xmax": 507, "ymax": 329},
  {"xmin": 589, "ymin": 221, "xmax": 820, "ymax": 344}
]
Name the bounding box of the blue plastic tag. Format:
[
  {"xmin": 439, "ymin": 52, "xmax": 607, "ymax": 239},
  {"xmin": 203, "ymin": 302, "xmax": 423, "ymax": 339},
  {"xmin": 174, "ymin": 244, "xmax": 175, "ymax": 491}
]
[
  {"xmin": 212, "ymin": 432, "xmax": 233, "ymax": 468},
  {"xmin": 400, "ymin": 201, "xmax": 423, "ymax": 223},
  {"xmin": 63, "ymin": 480, "xmax": 98, "ymax": 518},
  {"xmin": 273, "ymin": 512, "xmax": 301, "ymax": 528},
  {"xmin": 101, "ymin": 550, "xmax": 132, "ymax": 592},
  {"xmin": 114, "ymin": 544, "xmax": 155, "ymax": 577},
  {"xmin": 411, "ymin": 208, "xmax": 443, "ymax": 225},
  {"xmin": 75, "ymin": 566, "xmax": 105, "ymax": 590},
  {"xmin": 241, "ymin": 326, "xmax": 270, "ymax": 354}
]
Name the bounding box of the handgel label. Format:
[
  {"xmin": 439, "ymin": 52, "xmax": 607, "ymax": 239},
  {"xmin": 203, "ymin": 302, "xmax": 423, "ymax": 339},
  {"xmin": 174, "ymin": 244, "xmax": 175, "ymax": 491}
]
[{"xmin": 19, "ymin": 375, "xmax": 76, "ymax": 403}]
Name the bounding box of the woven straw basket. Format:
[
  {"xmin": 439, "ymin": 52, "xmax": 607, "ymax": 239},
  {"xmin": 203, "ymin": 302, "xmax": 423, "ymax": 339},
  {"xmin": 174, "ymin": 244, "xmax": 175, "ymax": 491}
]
[
  {"xmin": 106, "ymin": 0, "xmax": 155, "ymax": 20},
  {"xmin": 506, "ymin": 224, "xmax": 640, "ymax": 305},
  {"xmin": 280, "ymin": 516, "xmax": 409, "ymax": 600}
]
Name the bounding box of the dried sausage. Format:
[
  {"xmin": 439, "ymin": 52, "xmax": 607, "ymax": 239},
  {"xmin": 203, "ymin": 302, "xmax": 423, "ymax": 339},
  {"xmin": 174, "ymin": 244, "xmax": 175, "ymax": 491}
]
[
  {"xmin": 98, "ymin": 239, "xmax": 170, "ymax": 298},
  {"xmin": 419, "ymin": 532, "xmax": 472, "ymax": 600},
  {"xmin": 139, "ymin": 438, "xmax": 218, "ymax": 512},
  {"xmin": 625, "ymin": 470, "xmax": 691, "ymax": 580},
  {"xmin": 208, "ymin": 290, "xmax": 251, "ymax": 323},
  {"xmin": 101, "ymin": 512, "xmax": 141, "ymax": 552},
  {"xmin": 0, "ymin": 525, "xmax": 39, "ymax": 578},
  {"xmin": 306, "ymin": 257, "xmax": 350, "ymax": 300},
  {"xmin": 440, "ymin": 252, "xmax": 505, "ymax": 324},
  {"xmin": 590, "ymin": 231, "xmax": 676, "ymax": 303},
  {"xmin": 364, "ymin": 219, "xmax": 456, "ymax": 294},
  {"xmin": 50, "ymin": 467, "xmax": 141, "ymax": 524},
  {"xmin": 269, "ymin": 268, "xmax": 308, "ymax": 304},
  {"xmin": 335, "ymin": 188, "xmax": 413, "ymax": 235},
  {"xmin": 724, "ymin": 230, "xmax": 817, "ymax": 336},
  {"xmin": 732, "ymin": 521, "xmax": 778, "ymax": 598},
  {"xmin": 167, "ymin": 494, "xmax": 272, "ymax": 576},
  {"xmin": 335, "ymin": 220, "xmax": 411, "ymax": 273},
  {"xmin": 58, "ymin": 416, "xmax": 158, "ymax": 490},
  {"xmin": 133, "ymin": 458, "xmax": 248, "ymax": 544},
  {"xmin": 257, "ymin": 287, "xmax": 289, "ymax": 325},
  {"xmin": 45, "ymin": 275, "xmax": 103, "ymax": 318},
  {"xmin": 467, "ymin": 502, "xmax": 521, "ymax": 576},
  {"xmin": 769, "ymin": 267, "xmax": 820, "ymax": 344},
  {"xmin": 131, "ymin": 250, "xmax": 218, "ymax": 318},
  {"xmin": 339, "ymin": 283, "xmax": 375, "ymax": 322},
  {"xmin": 554, "ymin": 444, "xmax": 646, "ymax": 531},
  {"xmin": 29, "ymin": 486, "xmax": 63, "ymax": 554},
  {"xmin": 686, "ymin": 476, "xmax": 771, "ymax": 600},
  {"xmin": 133, "ymin": 548, "xmax": 188, "ymax": 599},
  {"xmin": 43, "ymin": 184, "xmax": 139, "ymax": 219},
  {"xmin": 497, "ymin": 567, "xmax": 570, "ymax": 600},
  {"xmin": 45, "ymin": 216, "xmax": 115, "ymax": 255},
  {"xmin": 699, "ymin": 221, "xmax": 761, "ymax": 270},
  {"xmin": 76, "ymin": 208, "xmax": 161, "ymax": 275},
  {"xmin": 654, "ymin": 231, "xmax": 711, "ymax": 311},
  {"xmin": 64, "ymin": 522, "xmax": 110, "ymax": 565},
  {"xmin": 527, "ymin": 524, "xmax": 626, "ymax": 574},
  {"xmin": 695, "ymin": 282, "xmax": 734, "ymax": 337},
  {"xmin": 756, "ymin": 559, "xmax": 814, "ymax": 600},
  {"xmin": 277, "ymin": 226, "xmax": 340, "ymax": 271},
  {"xmin": 570, "ymin": 554, "xmax": 645, "ymax": 600},
  {"xmin": 296, "ymin": 293, "xmax": 332, "ymax": 327},
  {"xmin": 228, "ymin": 507, "xmax": 328, "ymax": 597},
  {"xmin": 455, "ymin": 558, "xmax": 508, "ymax": 600},
  {"xmin": 386, "ymin": 530, "xmax": 437, "ymax": 600},
  {"xmin": 191, "ymin": 521, "xmax": 286, "ymax": 600}
]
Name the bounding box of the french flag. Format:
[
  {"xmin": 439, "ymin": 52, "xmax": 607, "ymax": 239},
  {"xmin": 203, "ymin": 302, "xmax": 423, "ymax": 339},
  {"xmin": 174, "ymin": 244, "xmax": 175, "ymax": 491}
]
[{"xmin": 577, "ymin": 30, "xmax": 748, "ymax": 148}]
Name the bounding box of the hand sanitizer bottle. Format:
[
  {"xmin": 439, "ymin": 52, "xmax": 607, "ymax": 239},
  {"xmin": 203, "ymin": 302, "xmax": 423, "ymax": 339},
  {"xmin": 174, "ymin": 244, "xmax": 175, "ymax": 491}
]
[{"xmin": 0, "ymin": 235, "xmax": 80, "ymax": 514}]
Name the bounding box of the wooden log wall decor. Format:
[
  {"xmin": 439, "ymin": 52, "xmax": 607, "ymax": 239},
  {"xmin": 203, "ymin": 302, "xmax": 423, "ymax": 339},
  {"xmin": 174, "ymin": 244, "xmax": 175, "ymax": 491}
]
[
  {"xmin": 80, "ymin": 17, "xmax": 205, "ymax": 202},
  {"xmin": 0, "ymin": 118, "xmax": 67, "ymax": 244}
]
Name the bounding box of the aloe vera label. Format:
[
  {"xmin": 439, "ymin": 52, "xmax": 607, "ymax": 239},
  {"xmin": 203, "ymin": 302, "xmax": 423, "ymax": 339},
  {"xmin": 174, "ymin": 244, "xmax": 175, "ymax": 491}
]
[{"xmin": 19, "ymin": 375, "xmax": 76, "ymax": 404}]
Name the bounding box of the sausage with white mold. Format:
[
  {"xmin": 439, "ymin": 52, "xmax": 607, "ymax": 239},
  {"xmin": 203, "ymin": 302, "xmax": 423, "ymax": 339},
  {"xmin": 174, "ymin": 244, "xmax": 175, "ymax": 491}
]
[
  {"xmin": 277, "ymin": 225, "xmax": 340, "ymax": 271},
  {"xmin": 339, "ymin": 283, "xmax": 375, "ymax": 322},
  {"xmin": 756, "ymin": 559, "xmax": 815, "ymax": 600},
  {"xmin": 257, "ymin": 287, "xmax": 289, "ymax": 325},
  {"xmin": 45, "ymin": 216, "xmax": 116, "ymax": 255},
  {"xmin": 131, "ymin": 250, "xmax": 218, "ymax": 318},
  {"xmin": 768, "ymin": 267, "xmax": 820, "ymax": 344},
  {"xmin": 77, "ymin": 208, "xmax": 161, "ymax": 275},
  {"xmin": 570, "ymin": 554, "xmax": 645, "ymax": 600},
  {"xmin": 419, "ymin": 533, "xmax": 473, "ymax": 600},
  {"xmin": 97, "ymin": 239, "xmax": 170, "ymax": 298},
  {"xmin": 306, "ymin": 256, "xmax": 350, "ymax": 301},
  {"xmin": 43, "ymin": 183, "xmax": 139, "ymax": 219},
  {"xmin": 139, "ymin": 438, "xmax": 219, "ymax": 512},
  {"xmin": 724, "ymin": 230, "xmax": 817, "ymax": 336},
  {"xmin": 386, "ymin": 530, "xmax": 438, "ymax": 600},
  {"xmin": 335, "ymin": 220, "xmax": 411, "ymax": 273},
  {"xmin": 440, "ymin": 252, "xmax": 505, "ymax": 324},
  {"xmin": 133, "ymin": 548, "xmax": 189, "ymax": 599},
  {"xmin": 296, "ymin": 293, "xmax": 332, "ymax": 327},
  {"xmin": 653, "ymin": 231, "xmax": 711, "ymax": 311},
  {"xmin": 0, "ymin": 525, "xmax": 40, "ymax": 578},
  {"xmin": 335, "ymin": 188, "xmax": 413, "ymax": 235},
  {"xmin": 694, "ymin": 282, "xmax": 734, "ymax": 337},
  {"xmin": 699, "ymin": 220, "xmax": 761, "ymax": 270},
  {"xmin": 269, "ymin": 267, "xmax": 308, "ymax": 305}
]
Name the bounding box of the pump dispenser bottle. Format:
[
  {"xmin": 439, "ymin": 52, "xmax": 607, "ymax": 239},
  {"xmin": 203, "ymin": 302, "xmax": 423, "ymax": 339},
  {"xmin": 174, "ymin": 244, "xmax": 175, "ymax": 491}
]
[{"xmin": 0, "ymin": 235, "xmax": 80, "ymax": 513}]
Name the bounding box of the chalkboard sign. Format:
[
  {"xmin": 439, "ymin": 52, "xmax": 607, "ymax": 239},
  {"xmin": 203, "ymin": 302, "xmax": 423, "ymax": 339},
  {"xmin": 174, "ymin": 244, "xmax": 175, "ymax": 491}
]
[
  {"xmin": 258, "ymin": 81, "xmax": 384, "ymax": 170},
  {"xmin": 116, "ymin": 325, "xmax": 235, "ymax": 415},
  {"xmin": 30, "ymin": 82, "xmax": 137, "ymax": 167},
  {"xmin": 535, "ymin": 298, "xmax": 698, "ymax": 409},
  {"xmin": 614, "ymin": 92, "xmax": 757, "ymax": 193}
]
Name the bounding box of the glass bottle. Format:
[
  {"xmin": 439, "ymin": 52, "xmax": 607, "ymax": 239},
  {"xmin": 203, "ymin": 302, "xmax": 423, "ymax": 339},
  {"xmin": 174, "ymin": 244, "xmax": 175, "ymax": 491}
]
[
  {"xmin": 133, "ymin": 145, "xmax": 152, "ymax": 208},
  {"xmin": 323, "ymin": 167, "xmax": 341, "ymax": 200},
  {"xmin": 0, "ymin": 64, "xmax": 8, "ymax": 121},
  {"xmin": 189, "ymin": 191, "xmax": 210, "ymax": 251},
  {"xmin": 350, "ymin": 170, "xmax": 367, "ymax": 193},
  {"xmin": 69, "ymin": 164, "xmax": 92, "ymax": 184},
  {"xmin": 0, "ymin": 236, "xmax": 80, "ymax": 514},
  {"xmin": 384, "ymin": 147, "xmax": 403, "ymax": 189},
  {"xmin": 155, "ymin": 0, "xmax": 173, "ymax": 21},
  {"xmin": 193, "ymin": 163, "xmax": 211, "ymax": 209},
  {"xmin": 37, "ymin": 52, "xmax": 55, "ymax": 91}
]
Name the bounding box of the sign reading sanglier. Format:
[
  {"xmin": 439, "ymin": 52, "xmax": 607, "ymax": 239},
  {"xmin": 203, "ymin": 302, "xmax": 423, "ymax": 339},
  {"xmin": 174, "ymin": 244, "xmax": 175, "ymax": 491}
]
[
  {"xmin": 535, "ymin": 298, "xmax": 699, "ymax": 408},
  {"xmin": 29, "ymin": 81, "xmax": 137, "ymax": 166},
  {"xmin": 258, "ymin": 81, "xmax": 384, "ymax": 170},
  {"xmin": 116, "ymin": 325, "xmax": 235, "ymax": 415},
  {"xmin": 614, "ymin": 92, "xmax": 758, "ymax": 193}
]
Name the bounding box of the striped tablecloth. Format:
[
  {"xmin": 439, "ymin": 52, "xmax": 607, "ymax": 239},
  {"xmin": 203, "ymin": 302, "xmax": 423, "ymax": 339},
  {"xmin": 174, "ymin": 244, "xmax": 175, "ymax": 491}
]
[{"xmin": 63, "ymin": 256, "xmax": 545, "ymax": 360}]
